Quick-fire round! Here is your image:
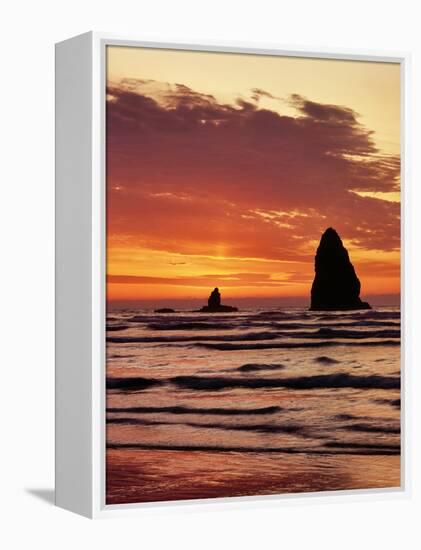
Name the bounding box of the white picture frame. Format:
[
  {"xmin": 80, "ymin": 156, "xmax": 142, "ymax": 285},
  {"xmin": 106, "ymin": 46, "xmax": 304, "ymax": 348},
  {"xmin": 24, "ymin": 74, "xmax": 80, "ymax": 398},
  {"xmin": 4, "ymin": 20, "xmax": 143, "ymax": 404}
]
[{"xmin": 55, "ymin": 31, "xmax": 410, "ymax": 518}]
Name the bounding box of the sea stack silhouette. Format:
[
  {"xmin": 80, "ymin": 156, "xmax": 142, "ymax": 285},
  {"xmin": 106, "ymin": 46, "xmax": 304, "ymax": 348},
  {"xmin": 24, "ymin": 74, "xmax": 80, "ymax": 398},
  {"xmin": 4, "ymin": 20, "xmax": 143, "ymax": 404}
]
[
  {"xmin": 310, "ymin": 228, "xmax": 371, "ymax": 311},
  {"xmin": 199, "ymin": 288, "xmax": 238, "ymax": 312}
]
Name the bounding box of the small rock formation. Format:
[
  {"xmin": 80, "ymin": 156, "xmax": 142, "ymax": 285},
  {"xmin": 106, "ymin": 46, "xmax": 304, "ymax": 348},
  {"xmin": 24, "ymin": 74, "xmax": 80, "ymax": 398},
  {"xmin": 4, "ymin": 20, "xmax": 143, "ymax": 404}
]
[
  {"xmin": 199, "ymin": 287, "xmax": 238, "ymax": 312},
  {"xmin": 154, "ymin": 308, "xmax": 176, "ymax": 313},
  {"xmin": 310, "ymin": 228, "xmax": 371, "ymax": 311}
]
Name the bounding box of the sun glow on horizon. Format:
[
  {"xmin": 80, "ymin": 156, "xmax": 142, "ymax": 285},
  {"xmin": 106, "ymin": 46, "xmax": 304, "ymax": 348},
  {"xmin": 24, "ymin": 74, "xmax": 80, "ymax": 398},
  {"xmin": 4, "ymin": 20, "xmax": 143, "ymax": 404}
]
[{"xmin": 106, "ymin": 243, "xmax": 400, "ymax": 303}]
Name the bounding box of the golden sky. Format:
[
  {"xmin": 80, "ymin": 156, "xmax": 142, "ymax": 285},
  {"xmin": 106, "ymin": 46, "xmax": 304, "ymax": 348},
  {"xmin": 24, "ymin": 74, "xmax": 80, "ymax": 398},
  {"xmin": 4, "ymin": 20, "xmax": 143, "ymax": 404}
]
[{"xmin": 106, "ymin": 45, "xmax": 400, "ymax": 306}]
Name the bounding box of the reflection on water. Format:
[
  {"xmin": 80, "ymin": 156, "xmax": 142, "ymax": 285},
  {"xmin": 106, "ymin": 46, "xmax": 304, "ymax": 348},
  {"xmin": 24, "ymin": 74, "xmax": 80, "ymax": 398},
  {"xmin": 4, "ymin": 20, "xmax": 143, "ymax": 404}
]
[{"xmin": 106, "ymin": 307, "xmax": 401, "ymax": 504}]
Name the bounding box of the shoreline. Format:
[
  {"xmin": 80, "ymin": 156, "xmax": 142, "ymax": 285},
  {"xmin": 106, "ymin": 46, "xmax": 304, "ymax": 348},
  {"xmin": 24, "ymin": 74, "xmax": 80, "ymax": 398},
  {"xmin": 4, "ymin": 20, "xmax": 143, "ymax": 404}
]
[{"xmin": 106, "ymin": 448, "xmax": 400, "ymax": 505}]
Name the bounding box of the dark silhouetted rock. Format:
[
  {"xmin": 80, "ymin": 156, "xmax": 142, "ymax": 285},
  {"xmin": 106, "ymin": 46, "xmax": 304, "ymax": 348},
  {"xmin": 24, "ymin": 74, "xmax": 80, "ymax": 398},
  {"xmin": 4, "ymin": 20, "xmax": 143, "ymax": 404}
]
[
  {"xmin": 154, "ymin": 308, "xmax": 176, "ymax": 313},
  {"xmin": 208, "ymin": 287, "xmax": 221, "ymax": 308},
  {"xmin": 310, "ymin": 228, "xmax": 371, "ymax": 311},
  {"xmin": 198, "ymin": 288, "xmax": 238, "ymax": 312}
]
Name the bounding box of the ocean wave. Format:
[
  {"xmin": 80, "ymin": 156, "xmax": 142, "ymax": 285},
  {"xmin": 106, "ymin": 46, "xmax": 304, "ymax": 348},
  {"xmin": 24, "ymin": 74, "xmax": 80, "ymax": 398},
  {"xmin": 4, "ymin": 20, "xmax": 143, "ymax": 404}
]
[
  {"xmin": 147, "ymin": 321, "xmax": 236, "ymax": 331},
  {"xmin": 325, "ymin": 441, "xmax": 400, "ymax": 452},
  {"xmin": 107, "ymin": 405, "xmax": 284, "ymax": 416},
  {"xmin": 257, "ymin": 310, "xmax": 290, "ymax": 316},
  {"xmin": 317, "ymin": 311, "xmax": 400, "ymax": 321},
  {"xmin": 186, "ymin": 421, "xmax": 303, "ymax": 434},
  {"xmin": 107, "ymin": 413, "xmax": 400, "ymax": 438},
  {"xmin": 237, "ymin": 363, "xmax": 286, "ymax": 372},
  {"xmin": 334, "ymin": 414, "xmax": 361, "ymax": 421},
  {"xmin": 107, "ymin": 416, "xmax": 306, "ymax": 435},
  {"xmin": 107, "ymin": 372, "xmax": 399, "ymax": 393},
  {"xmin": 110, "ymin": 312, "xmax": 400, "ymax": 335},
  {"xmin": 107, "ymin": 353, "xmax": 136, "ymax": 359},
  {"xmin": 342, "ymin": 423, "xmax": 400, "ymax": 434},
  {"xmin": 137, "ymin": 319, "xmax": 401, "ymax": 334},
  {"xmin": 107, "ymin": 442, "xmax": 400, "ymax": 456},
  {"xmin": 106, "ymin": 325, "xmax": 130, "ymax": 332},
  {"xmin": 314, "ymin": 356, "xmax": 340, "ymax": 365},
  {"xmin": 310, "ymin": 328, "xmax": 400, "ymax": 339},
  {"xmin": 170, "ymin": 373, "xmax": 400, "ymax": 391},
  {"xmin": 194, "ymin": 340, "xmax": 400, "ymax": 351},
  {"xmin": 107, "ymin": 405, "xmax": 282, "ymax": 415},
  {"xmin": 107, "ymin": 417, "xmax": 164, "ymax": 426},
  {"xmin": 374, "ymin": 398, "xmax": 401, "ymax": 408},
  {"xmin": 256, "ymin": 311, "xmax": 311, "ymax": 320},
  {"xmin": 107, "ymin": 377, "xmax": 163, "ymax": 391},
  {"xmin": 107, "ymin": 328, "xmax": 400, "ymax": 345},
  {"xmin": 107, "ymin": 331, "xmax": 279, "ymax": 344},
  {"xmin": 127, "ymin": 315, "xmax": 160, "ymax": 323},
  {"xmin": 271, "ymin": 320, "xmax": 401, "ymax": 330}
]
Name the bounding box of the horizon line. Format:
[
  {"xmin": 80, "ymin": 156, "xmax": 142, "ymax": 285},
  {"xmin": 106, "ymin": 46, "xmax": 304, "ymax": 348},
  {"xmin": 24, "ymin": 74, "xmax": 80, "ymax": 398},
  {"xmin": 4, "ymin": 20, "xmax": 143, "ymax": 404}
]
[{"xmin": 107, "ymin": 293, "xmax": 400, "ymax": 307}]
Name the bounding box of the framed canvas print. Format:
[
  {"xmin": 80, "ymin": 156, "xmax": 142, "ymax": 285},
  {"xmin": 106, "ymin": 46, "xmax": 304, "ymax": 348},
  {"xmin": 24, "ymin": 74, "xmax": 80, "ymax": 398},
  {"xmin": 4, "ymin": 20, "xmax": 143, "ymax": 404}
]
[{"xmin": 55, "ymin": 33, "xmax": 409, "ymax": 518}]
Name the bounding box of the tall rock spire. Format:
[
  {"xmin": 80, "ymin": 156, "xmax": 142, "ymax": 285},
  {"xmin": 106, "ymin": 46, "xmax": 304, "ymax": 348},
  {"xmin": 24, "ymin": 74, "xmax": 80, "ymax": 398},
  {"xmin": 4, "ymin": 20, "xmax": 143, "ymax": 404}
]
[{"xmin": 310, "ymin": 228, "xmax": 371, "ymax": 311}]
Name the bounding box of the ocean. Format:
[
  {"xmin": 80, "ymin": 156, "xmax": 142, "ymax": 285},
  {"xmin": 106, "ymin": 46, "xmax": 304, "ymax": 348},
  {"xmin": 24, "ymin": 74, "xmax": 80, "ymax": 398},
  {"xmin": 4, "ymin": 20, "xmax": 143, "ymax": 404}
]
[{"xmin": 106, "ymin": 306, "xmax": 401, "ymax": 504}]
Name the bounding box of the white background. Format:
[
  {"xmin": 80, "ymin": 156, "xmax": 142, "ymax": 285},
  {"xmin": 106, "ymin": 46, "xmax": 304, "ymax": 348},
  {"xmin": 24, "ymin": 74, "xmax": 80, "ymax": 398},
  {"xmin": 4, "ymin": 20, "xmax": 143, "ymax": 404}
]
[{"xmin": 1, "ymin": 0, "xmax": 420, "ymax": 547}]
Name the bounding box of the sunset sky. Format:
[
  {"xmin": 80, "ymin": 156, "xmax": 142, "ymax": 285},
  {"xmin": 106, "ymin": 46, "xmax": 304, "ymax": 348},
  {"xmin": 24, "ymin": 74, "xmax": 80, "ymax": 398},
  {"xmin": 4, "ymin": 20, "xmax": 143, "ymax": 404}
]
[{"xmin": 106, "ymin": 46, "xmax": 400, "ymax": 307}]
